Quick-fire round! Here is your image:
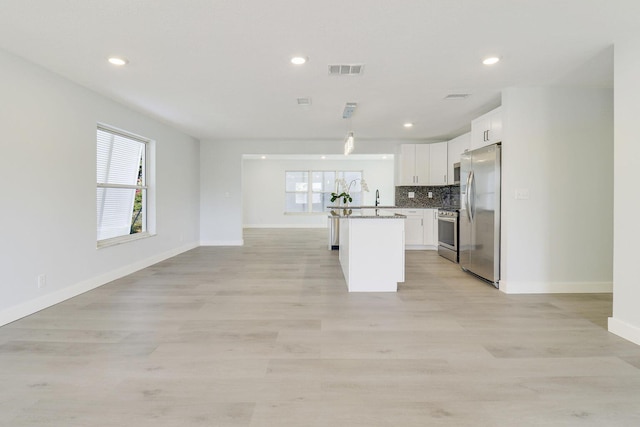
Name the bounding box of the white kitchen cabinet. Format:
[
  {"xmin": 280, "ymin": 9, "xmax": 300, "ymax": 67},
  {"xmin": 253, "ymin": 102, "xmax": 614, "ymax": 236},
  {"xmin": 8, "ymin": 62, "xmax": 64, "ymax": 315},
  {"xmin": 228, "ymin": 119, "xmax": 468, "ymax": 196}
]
[
  {"xmin": 398, "ymin": 144, "xmax": 430, "ymax": 185},
  {"xmin": 400, "ymin": 208, "xmax": 438, "ymax": 250},
  {"xmin": 471, "ymin": 107, "xmax": 502, "ymax": 150},
  {"xmin": 402, "ymin": 209, "xmax": 424, "ymax": 246},
  {"xmin": 447, "ymin": 132, "xmax": 471, "ymax": 185},
  {"xmin": 398, "ymin": 143, "xmax": 447, "ymax": 186},
  {"xmin": 422, "ymin": 209, "xmax": 438, "ymax": 248},
  {"xmin": 433, "ymin": 209, "xmax": 438, "ymax": 247},
  {"xmin": 428, "ymin": 141, "xmax": 448, "ymax": 185}
]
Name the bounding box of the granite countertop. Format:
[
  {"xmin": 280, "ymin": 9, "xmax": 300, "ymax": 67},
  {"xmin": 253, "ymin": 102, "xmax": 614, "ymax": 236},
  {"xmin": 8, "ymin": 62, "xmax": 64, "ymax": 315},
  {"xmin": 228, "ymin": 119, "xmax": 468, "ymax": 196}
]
[
  {"xmin": 399, "ymin": 205, "xmax": 461, "ymax": 210},
  {"xmin": 328, "ymin": 208, "xmax": 405, "ymax": 219},
  {"xmin": 326, "ymin": 205, "xmax": 398, "ymax": 209},
  {"xmin": 326, "ymin": 205, "xmax": 461, "ymax": 212}
]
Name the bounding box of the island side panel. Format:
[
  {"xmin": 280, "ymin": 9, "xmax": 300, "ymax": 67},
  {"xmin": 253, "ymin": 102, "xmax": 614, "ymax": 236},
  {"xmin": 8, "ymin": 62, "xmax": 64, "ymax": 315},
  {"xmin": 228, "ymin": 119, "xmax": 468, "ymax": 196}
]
[
  {"xmin": 346, "ymin": 218, "xmax": 405, "ymax": 292},
  {"xmin": 339, "ymin": 217, "xmax": 350, "ymax": 284}
]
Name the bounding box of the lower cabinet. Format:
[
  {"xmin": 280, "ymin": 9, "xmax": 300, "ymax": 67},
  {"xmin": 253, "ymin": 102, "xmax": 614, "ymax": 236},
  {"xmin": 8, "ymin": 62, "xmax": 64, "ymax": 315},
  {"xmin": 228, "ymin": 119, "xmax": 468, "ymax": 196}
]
[
  {"xmin": 403, "ymin": 209, "xmax": 424, "ymax": 246},
  {"xmin": 400, "ymin": 208, "xmax": 438, "ymax": 250},
  {"xmin": 423, "ymin": 209, "xmax": 438, "ymax": 247}
]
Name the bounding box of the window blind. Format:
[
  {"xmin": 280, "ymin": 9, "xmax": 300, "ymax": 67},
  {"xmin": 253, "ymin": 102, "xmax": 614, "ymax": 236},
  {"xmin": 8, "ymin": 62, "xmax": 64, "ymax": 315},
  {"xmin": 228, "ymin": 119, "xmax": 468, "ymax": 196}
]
[{"xmin": 96, "ymin": 126, "xmax": 146, "ymax": 241}]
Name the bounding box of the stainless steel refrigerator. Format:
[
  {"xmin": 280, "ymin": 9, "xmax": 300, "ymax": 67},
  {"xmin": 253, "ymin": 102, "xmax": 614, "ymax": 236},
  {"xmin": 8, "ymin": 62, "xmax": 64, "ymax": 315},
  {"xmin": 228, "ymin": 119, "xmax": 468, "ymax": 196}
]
[{"xmin": 459, "ymin": 143, "xmax": 501, "ymax": 287}]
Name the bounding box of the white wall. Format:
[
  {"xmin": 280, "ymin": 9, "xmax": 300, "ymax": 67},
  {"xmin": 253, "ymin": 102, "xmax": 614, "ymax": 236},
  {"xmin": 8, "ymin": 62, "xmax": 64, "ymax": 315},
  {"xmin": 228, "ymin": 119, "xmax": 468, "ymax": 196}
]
[
  {"xmin": 609, "ymin": 40, "xmax": 640, "ymax": 345},
  {"xmin": 500, "ymin": 87, "xmax": 613, "ymax": 294},
  {"xmin": 200, "ymin": 139, "xmax": 406, "ymax": 244},
  {"xmin": 0, "ymin": 49, "xmax": 201, "ymax": 325},
  {"xmin": 242, "ymin": 156, "xmax": 395, "ymax": 228}
]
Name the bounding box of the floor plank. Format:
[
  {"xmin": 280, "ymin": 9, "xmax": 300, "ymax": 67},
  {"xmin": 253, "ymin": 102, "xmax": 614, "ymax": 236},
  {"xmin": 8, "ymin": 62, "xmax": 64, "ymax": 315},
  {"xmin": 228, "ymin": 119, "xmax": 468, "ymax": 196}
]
[{"xmin": 1, "ymin": 228, "xmax": 639, "ymax": 426}]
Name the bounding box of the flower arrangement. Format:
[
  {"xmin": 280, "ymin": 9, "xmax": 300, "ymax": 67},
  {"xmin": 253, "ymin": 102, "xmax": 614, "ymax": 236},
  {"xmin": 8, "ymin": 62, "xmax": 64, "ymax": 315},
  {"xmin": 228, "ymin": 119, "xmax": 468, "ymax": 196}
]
[{"xmin": 330, "ymin": 178, "xmax": 369, "ymax": 205}]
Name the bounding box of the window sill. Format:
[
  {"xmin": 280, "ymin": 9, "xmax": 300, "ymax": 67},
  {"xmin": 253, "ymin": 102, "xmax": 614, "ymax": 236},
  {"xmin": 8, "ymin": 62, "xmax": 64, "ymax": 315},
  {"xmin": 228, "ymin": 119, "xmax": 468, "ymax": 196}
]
[
  {"xmin": 97, "ymin": 232, "xmax": 155, "ymax": 249},
  {"xmin": 283, "ymin": 212, "xmax": 327, "ymax": 216}
]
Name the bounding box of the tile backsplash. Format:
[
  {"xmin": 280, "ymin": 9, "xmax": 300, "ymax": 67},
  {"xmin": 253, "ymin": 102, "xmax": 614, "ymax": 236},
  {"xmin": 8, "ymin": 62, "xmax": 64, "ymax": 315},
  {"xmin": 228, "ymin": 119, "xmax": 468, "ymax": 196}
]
[{"xmin": 395, "ymin": 185, "xmax": 460, "ymax": 208}]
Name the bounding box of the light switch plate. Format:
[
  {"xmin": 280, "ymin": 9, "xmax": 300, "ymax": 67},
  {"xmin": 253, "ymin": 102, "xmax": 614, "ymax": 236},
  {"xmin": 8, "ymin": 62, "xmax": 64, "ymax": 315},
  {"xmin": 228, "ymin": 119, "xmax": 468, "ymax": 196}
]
[
  {"xmin": 408, "ymin": 192, "xmax": 415, "ymax": 198},
  {"xmin": 37, "ymin": 274, "xmax": 46, "ymax": 289},
  {"xmin": 515, "ymin": 189, "xmax": 530, "ymax": 200}
]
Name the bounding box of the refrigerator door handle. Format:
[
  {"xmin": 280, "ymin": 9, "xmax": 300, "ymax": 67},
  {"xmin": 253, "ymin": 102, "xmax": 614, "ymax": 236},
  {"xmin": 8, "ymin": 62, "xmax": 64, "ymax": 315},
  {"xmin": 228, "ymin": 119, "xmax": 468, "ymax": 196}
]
[
  {"xmin": 465, "ymin": 171, "xmax": 473, "ymax": 222},
  {"xmin": 468, "ymin": 170, "xmax": 475, "ymax": 223}
]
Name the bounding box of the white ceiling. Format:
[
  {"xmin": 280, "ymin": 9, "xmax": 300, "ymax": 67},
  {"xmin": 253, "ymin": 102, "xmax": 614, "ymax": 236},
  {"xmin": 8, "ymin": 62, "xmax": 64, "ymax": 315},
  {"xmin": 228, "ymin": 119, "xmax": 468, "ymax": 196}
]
[{"xmin": 0, "ymin": 1, "xmax": 636, "ymax": 142}]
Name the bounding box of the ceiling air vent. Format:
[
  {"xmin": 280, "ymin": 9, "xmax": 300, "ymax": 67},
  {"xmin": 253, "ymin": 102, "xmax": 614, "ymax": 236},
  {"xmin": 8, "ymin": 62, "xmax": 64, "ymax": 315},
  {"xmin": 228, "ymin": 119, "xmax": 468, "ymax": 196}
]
[
  {"xmin": 444, "ymin": 93, "xmax": 471, "ymax": 100},
  {"xmin": 297, "ymin": 97, "xmax": 312, "ymax": 106},
  {"xmin": 342, "ymin": 102, "xmax": 357, "ymax": 119},
  {"xmin": 328, "ymin": 64, "xmax": 365, "ymax": 76}
]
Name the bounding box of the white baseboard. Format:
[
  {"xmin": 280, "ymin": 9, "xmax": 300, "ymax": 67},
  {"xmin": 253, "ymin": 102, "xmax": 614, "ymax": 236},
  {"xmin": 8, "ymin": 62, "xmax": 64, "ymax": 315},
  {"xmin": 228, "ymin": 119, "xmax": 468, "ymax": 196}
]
[
  {"xmin": 200, "ymin": 240, "xmax": 244, "ymax": 246},
  {"xmin": 499, "ymin": 280, "xmax": 613, "ymax": 294},
  {"xmin": 243, "ymin": 224, "xmax": 327, "ymax": 229},
  {"xmin": 0, "ymin": 242, "xmax": 199, "ymax": 327},
  {"xmin": 608, "ymin": 317, "xmax": 640, "ymax": 346},
  {"xmin": 405, "ymin": 245, "xmax": 437, "ymax": 251}
]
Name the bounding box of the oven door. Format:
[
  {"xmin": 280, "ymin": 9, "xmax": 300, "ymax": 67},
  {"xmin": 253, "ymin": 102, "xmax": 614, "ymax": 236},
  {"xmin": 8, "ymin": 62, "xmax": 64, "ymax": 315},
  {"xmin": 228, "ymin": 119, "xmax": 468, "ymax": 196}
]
[{"xmin": 438, "ymin": 216, "xmax": 457, "ymax": 251}]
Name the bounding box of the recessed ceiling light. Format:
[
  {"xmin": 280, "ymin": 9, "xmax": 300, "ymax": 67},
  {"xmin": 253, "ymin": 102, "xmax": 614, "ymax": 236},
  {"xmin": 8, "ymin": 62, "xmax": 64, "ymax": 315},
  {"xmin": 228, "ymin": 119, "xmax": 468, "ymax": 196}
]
[
  {"xmin": 482, "ymin": 56, "xmax": 500, "ymax": 65},
  {"xmin": 261, "ymin": 155, "xmax": 267, "ymax": 159},
  {"xmin": 108, "ymin": 57, "xmax": 128, "ymax": 66},
  {"xmin": 291, "ymin": 56, "xmax": 307, "ymax": 65},
  {"xmin": 403, "ymin": 122, "xmax": 414, "ymax": 128},
  {"xmin": 321, "ymin": 156, "xmax": 326, "ymax": 159}
]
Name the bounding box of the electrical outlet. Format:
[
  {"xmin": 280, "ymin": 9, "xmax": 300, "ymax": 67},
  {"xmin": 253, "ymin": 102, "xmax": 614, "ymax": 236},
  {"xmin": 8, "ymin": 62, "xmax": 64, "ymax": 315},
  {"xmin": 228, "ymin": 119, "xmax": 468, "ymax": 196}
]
[
  {"xmin": 408, "ymin": 192, "xmax": 415, "ymax": 198},
  {"xmin": 428, "ymin": 192, "xmax": 433, "ymax": 198},
  {"xmin": 37, "ymin": 274, "xmax": 46, "ymax": 289}
]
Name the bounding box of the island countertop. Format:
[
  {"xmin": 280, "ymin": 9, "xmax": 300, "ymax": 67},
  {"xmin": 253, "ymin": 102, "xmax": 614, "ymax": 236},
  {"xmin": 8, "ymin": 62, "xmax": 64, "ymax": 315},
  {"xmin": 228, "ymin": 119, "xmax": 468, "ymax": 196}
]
[
  {"xmin": 326, "ymin": 205, "xmax": 397, "ymax": 209},
  {"xmin": 328, "ymin": 208, "xmax": 405, "ymax": 219}
]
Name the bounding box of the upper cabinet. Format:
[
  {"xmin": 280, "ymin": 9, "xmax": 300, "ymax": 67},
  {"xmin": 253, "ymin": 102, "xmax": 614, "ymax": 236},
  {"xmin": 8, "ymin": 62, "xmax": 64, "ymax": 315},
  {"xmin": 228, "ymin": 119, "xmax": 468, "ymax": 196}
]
[
  {"xmin": 428, "ymin": 141, "xmax": 448, "ymax": 185},
  {"xmin": 398, "ymin": 142, "xmax": 448, "ymax": 186},
  {"xmin": 398, "ymin": 144, "xmax": 429, "ymax": 185},
  {"xmin": 446, "ymin": 132, "xmax": 471, "ymax": 185},
  {"xmin": 471, "ymin": 106, "xmax": 502, "ymax": 150}
]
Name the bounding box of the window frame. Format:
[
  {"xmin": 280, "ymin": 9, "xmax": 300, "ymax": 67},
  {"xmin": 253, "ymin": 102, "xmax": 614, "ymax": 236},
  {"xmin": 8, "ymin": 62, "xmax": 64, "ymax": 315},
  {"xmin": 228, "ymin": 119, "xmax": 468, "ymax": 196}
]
[
  {"xmin": 284, "ymin": 170, "xmax": 364, "ymax": 214},
  {"xmin": 96, "ymin": 123, "xmax": 154, "ymax": 248}
]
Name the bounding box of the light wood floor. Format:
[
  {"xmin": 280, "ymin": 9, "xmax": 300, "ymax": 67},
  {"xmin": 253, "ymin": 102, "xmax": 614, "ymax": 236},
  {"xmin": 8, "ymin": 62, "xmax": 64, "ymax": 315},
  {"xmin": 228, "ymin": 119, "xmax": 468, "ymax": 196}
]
[{"xmin": 1, "ymin": 229, "xmax": 640, "ymax": 426}]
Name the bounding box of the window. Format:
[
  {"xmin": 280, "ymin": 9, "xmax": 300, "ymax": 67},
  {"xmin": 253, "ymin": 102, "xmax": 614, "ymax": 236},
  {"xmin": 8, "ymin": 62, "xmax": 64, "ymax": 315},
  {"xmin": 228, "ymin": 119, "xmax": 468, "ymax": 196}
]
[
  {"xmin": 96, "ymin": 125, "xmax": 150, "ymax": 244},
  {"xmin": 285, "ymin": 170, "xmax": 363, "ymax": 213}
]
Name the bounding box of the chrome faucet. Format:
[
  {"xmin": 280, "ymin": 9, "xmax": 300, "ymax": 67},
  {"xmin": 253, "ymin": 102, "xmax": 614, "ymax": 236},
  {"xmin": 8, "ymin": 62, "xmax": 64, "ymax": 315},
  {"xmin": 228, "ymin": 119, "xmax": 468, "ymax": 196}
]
[{"xmin": 375, "ymin": 189, "xmax": 380, "ymax": 207}]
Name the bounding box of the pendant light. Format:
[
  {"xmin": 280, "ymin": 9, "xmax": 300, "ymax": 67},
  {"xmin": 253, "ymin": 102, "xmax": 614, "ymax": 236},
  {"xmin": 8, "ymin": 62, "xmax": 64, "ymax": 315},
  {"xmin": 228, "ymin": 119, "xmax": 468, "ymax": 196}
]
[
  {"xmin": 344, "ymin": 132, "xmax": 354, "ymax": 155},
  {"xmin": 342, "ymin": 103, "xmax": 357, "ymax": 155}
]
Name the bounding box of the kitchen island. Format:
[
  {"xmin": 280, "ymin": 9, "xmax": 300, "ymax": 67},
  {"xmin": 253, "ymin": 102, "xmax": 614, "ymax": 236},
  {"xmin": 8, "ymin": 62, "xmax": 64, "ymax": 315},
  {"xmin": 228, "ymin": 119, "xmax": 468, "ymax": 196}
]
[
  {"xmin": 327, "ymin": 205, "xmax": 397, "ymax": 250},
  {"xmin": 330, "ymin": 208, "xmax": 405, "ymax": 292}
]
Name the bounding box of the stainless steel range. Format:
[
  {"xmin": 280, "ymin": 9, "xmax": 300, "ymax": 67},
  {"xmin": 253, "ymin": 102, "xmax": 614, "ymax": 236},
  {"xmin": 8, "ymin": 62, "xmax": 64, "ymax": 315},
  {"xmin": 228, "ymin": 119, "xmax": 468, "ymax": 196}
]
[{"xmin": 437, "ymin": 208, "xmax": 459, "ymax": 263}]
